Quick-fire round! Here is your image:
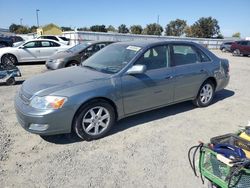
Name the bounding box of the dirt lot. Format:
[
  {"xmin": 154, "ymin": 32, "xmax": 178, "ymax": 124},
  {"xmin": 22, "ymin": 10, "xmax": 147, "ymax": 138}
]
[{"xmin": 0, "ymin": 50, "xmax": 249, "ymax": 188}]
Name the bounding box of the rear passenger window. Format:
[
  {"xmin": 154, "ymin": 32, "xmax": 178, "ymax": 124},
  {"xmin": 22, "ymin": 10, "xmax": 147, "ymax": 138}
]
[
  {"xmin": 50, "ymin": 41, "xmax": 60, "ymax": 47},
  {"xmin": 196, "ymin": 48, "xmax": 211, "ymax": 62},
  {"xmin": 135, "ymin": 45, "xmax": 169, "ymax": 70},
  {"xmin": 172, "ymin": 45, "xmax": 199, "ymax": 66},
  {"xmin": 41, "ymin": 41, "xmax": 50, "ymax": 47}
]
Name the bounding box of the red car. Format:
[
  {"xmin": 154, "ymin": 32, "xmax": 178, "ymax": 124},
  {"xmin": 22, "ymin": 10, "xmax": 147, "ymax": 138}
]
[{"xmin": 231, "ymin": 40, "xmax": 250, "ymax": 56}]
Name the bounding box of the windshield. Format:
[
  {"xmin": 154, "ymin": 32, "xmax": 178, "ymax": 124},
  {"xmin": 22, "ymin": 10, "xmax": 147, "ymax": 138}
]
[
  {"xmin": 67, "ymin": 42, "xmax": 91, "ymax": 53},
  {"xmin": 82, "ymin": 43, "xmax": 142, "ymax": 74}
]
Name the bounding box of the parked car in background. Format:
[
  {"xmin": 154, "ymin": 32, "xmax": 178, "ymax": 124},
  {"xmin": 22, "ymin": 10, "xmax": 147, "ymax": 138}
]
[
  {"xmin": 37, "ymin": 35, "xmax": 70, "ymax": 45},
  {"xmin": 231, "ymin": 40, "xmax": 250, "ymax": 56},
  {"xmin": 0, "ymin": 39, "xmax": 70, "ymax": 65},
  {"xmin": 46, "ymin": 41, "xmax": 114, "ymax": 69},
  {"xmin": 220, "ymin": 42, "xmax": 233, "ymax": 52},
  {"xmin": 15, "ymin": 40, "xmax": 230, "ymax": 140},
  {"xmin": 0, "ymin": 36, "xmax": 13, "ymax": 47}
]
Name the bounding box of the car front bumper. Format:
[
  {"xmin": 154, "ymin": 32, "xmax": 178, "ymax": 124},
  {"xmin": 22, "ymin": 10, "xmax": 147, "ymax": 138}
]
[
  {"xmin": 45, "ymin": 60, "xmax": 64, "ymax": 70},
  {"xmin": 14, "ymin": 92, "xmax": 74, "ymax": 136}
]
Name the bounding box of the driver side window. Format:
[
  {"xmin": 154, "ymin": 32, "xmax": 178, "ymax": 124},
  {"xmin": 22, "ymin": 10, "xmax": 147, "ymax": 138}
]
[
  {"xmin": 135, "ymin": 45, "xmax": 169, "ymax": 70},
  {"xmin": 23, "ymin": 41, "xmax": 40, "ymax": 48}
]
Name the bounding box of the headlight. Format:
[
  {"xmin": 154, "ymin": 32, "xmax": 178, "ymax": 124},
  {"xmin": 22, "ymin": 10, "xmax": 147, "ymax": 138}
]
[{"xmin": 30, "ymin": 96, "xmax": 67, "ymax": 110}]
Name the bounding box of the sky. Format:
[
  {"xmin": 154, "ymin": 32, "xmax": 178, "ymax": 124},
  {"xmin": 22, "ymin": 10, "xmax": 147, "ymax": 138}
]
[{"xmin": 0, "ymin": 0, "xmax": 250, "ymax": 37}]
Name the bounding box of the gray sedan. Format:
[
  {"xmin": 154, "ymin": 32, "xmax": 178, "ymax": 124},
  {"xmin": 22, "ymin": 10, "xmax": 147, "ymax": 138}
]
[
  {"xmin": 46, "ymin": 41, "xmax": 113, "ymax": 69},
  {"xmin": 15, "ymin": 40, "xmax": 230, "ymax": 140}
]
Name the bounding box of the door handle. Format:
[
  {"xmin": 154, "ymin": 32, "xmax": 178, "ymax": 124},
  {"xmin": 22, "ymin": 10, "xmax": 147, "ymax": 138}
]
[
  {"xmin": 165, "ymin": 75, "xmax": 173, "ymax": 80},
  {"xmin": 200, "ymin": 69, "xmax": 205, "ymax": 72}
]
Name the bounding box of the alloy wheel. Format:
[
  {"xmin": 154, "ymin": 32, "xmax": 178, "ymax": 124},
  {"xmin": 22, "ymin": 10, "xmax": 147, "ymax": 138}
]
[
  {"xmin": 200, "ymin": 84, "xmax": 213, "ymax": 105},
  {"xmin": 82, "ymin": 106, "xmax": 110, "ymax": 136}
]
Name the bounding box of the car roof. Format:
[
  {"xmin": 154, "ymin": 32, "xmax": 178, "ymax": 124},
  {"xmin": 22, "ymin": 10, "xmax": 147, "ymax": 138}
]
[
  {"xmin": 85, "ymin": 40, "xmax": 114, "ymax": 45},
  {"xmin": 115, "ymin": 40, "xmax": 198, "ymax": 48},
  {"xmin": 25, "ymin": 38, "xmax": 63, "ymax": 43}
]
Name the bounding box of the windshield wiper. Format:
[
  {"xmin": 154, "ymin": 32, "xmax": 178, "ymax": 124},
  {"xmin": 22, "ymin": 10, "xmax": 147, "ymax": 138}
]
[
  {"xmin": 83, "ymin": 65, "xmax": 99, "ymax": 72},
  {"xmin": 102, "ymin": 66, "xmax": 121, "ymax": 73}
]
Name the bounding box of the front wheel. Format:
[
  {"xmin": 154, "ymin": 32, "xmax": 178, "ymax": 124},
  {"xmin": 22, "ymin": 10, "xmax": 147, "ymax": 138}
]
[
  {"xmin": 193, "ymin": 81, "xmax": 215, "ymax": 107},
  {"xmin": 6, "ymin": 77, "xmax": 16, "ymax": 85},
  {"xmin": 233, "ymin": 49, "xmax": 241, "ymax": 56},
  {"xmin": 207, "ymin": 181, "xmax": 218, "ymax": 188},
  {"xmin": 1, "ymin": 54, "xmax": 17, "ymax": 67},
  {"xmin": 221, "ymin": 48, "xmax": 226, "ymax": 52},
  {"xmin": 73, "ymin": 100, "xmax": 116, "ymax": 141}
]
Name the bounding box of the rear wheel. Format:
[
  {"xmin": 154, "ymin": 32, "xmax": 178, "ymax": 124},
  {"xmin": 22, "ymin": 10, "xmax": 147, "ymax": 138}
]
[
  {"xmin": 193, "ymin": 81, "xmax": 215, "ymax": 107},
  {"xmin": 73, "ymin": 100, "xmax": 116, "ymax": 141},
  {"xmin": 6, "ymin": 77, "xmax": 15, "ymax": 85}
]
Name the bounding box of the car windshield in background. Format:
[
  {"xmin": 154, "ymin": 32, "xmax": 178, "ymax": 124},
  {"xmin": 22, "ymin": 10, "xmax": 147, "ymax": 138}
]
[
  {"xmin": 67, "ymin": 42, "xmax": 91, "ymax": 53},
  {"xmin": 59, "ymin": 37, "xmax": 69, "ymax": 41},
  {"xmin": 82, "ymin": 44, "xmax": 142, "ymax": 74}
]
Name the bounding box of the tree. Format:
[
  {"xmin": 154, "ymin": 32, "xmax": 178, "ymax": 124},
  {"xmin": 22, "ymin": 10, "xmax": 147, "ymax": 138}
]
[
  {"xmin": 165, "ymin": 19, "xmax": 187, "ymax": 36},
  {"xmin": 107, "ymin": 25, "xmax": 116, "ymax": 32},
  {"xmin": 90, "ymin": 25, "xmax": 107, "ymax": 32},
  {"xmin": 232, "ymin": 32, "xmax": 241, "ymax": 38},
  {"xmin": 130, "ymin": 25, "xmax": 143, "ymax": 34},
  {"xmin": 78, "ymin": 27, "xmax": 89, "ymax": 31},
  {"xmin": 185, "ymin": 17, "xmax": 221, "ymax": 38},
  {"xmin": 61, "ymin": 26, "xmax": 72, "ymax": 31},
  {"xmin": 118, "ymin": 24, "xmax": 129, "ymax": 33},
  {"xmin": 29, "ymin": 25, "xmax": 38, "ymax": 33},
  {"xmin": 9, "ymin": 24, "xmax": 19, "ymax": 33},
  {"xmin": 9, "ymin": 24, "xmax": 30, "ymax": 34},
  {"xmin": 143, "ymin": 23, "xmax": 163, "ymax": 35}
]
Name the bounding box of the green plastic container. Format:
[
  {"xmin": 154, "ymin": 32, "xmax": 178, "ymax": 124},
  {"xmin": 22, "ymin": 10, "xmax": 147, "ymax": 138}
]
[{"xmin": 200, "ymin": 147, "xmax": 250, "ymax": 188}]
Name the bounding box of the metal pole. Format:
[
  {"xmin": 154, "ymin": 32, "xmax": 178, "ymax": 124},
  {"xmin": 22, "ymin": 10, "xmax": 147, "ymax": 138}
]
[
  {"xmin": 20, "ymin": 18, "xmax": 23, "ymax": 25},
  {"xmin": 157, "ymin": 15, "xmax": 160, "ymax": 24},
  {"xmin": 36, "ymin": 9, "xmax": 40, "ymax": 27}
]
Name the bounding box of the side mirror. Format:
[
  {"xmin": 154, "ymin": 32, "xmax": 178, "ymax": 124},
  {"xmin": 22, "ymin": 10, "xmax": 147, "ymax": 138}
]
[
  {"xmin": 126, "ymin": 65, "xmax": 146, "ymax": 75},
  {"xmin": 19, "ymin": 46, "xmax": 25, "ymax": 49}
]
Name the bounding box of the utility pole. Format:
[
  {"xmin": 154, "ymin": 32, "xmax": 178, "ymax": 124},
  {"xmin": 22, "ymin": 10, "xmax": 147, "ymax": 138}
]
[
  {"xmin": 157, "ymin": 15, "xmax": 160, "ymax": 25},
  {"xmin": 20, "ymin": 18, "xmax": 23, "ymax": 25},
  {"xmin": 36, "ymin": 9, "xmax": 40, "ymax": 27}
]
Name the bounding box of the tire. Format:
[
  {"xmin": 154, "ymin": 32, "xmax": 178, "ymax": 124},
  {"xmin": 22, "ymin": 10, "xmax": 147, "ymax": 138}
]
[
  {"xmin": 221, "ymin": 48, "xmax": 226, "ymax": 52},
  {"xmin": 1, "ymin": 54, "xmax": 17, "ymax": 67},
  {"xmin": 233, "ymin": 49, "xmax": 241, "ymax": 56},
  {"xmin": 6, "ymin": 77, "xmax": 15, "ymax": 85},
  {"xmin": 193, "ymin": 80, "xmax": 215, "ymax": 107},
  {"xmin": 207, "ymin": 181, "xmax": 218, "ymax": 188},
  {"xmin": 73, "ymin": 99, "xmax": 116, "ymax": 141},
  {"xmin": 66, "ymin": 61, "xmax": 79, "ymax": 67}
]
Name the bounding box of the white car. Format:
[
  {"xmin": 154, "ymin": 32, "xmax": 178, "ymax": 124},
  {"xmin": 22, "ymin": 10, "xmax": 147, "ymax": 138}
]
[
  {"xmin": 37, "ymin": 35, "xmax": 70, "ymax": 45},
  {"xmin": 0, "ymin": 39, "xmax": 70, "ymax": 65}
]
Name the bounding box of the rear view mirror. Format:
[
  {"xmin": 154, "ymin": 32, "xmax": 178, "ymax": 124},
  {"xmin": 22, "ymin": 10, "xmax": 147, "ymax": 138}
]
[{"xmin": 127, "ymin": 65, "xmax": 146, "ymax": 75}]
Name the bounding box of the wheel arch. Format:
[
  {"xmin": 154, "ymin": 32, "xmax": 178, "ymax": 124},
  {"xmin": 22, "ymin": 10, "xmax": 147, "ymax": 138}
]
[
  {"xmin": 204, "ymin": 77, "xmax": 217, "ymax": 89},
  {"xmin": 71, "ymin": 97, "xmax": 118, "ymax": 130}
]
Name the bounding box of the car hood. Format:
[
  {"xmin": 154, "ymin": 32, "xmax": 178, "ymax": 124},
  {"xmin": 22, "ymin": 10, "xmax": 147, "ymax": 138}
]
[
  {"xmin": 48, "ymin": 50, "xmax": 75, "ymax": 60},
  {"xmin": 22, "ymin": 66, "xmax": 110, "ymax": 96}
]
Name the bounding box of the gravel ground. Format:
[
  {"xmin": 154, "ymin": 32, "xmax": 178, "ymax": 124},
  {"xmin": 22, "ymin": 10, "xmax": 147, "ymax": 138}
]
[{"xmin": 0, "ymin": 50, "xmax": 250, "ymax": 188}]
